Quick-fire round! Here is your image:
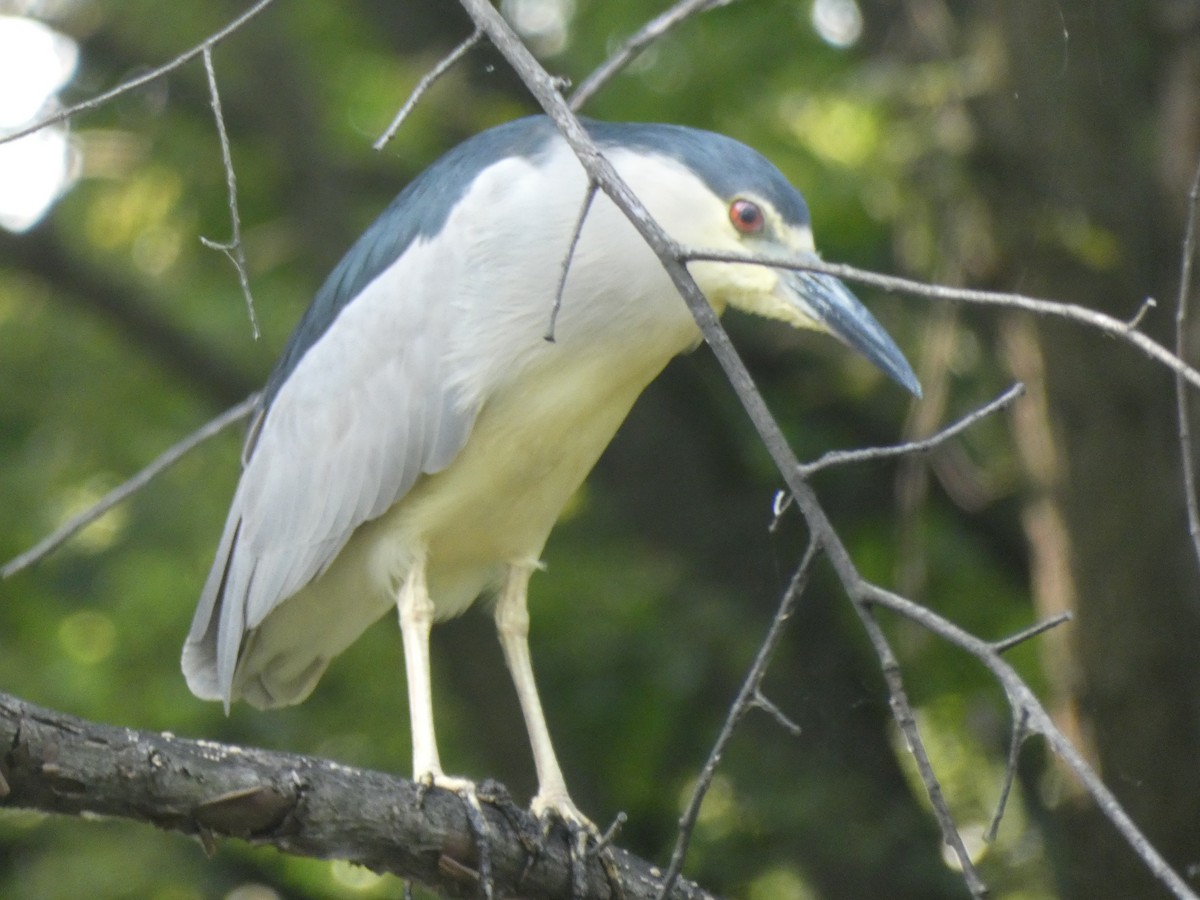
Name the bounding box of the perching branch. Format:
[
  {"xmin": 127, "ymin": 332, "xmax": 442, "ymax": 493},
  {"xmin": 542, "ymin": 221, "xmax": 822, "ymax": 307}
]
[{"xmin": 0, "ymin": 690, "xmax": 712, "ymax": 900}]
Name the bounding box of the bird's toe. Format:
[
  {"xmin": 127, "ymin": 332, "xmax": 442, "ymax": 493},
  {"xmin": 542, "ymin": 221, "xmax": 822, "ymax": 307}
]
[{"xmin": 531, "ymin": 790, "xmax": 596, "ymax": 835}]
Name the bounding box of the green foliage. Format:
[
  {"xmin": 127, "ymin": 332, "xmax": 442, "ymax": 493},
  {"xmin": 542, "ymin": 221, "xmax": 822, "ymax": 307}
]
[{"xmin": 2, "ymin": 1, "xmax": 1142, "ymax": 898}]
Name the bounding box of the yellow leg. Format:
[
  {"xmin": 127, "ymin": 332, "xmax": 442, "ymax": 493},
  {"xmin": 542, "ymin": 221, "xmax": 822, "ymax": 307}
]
[
  {"xmin": 396, "ymin": 555, "xmax": 473, "ymax": 793},
  {"xmin": 494, "ymin": 563, "xmax": 592, "ymax": 827}
]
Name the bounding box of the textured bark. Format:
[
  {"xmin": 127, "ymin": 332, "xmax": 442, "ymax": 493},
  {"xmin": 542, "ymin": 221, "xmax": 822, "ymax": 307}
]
[{"xmin": 0, "ymin": 691, "xmax": 715, "ymax": 900}]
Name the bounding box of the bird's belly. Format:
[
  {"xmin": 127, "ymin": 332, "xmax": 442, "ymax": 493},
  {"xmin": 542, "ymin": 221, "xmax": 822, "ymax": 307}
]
[{"xmin": 356, "ymin": 344, "xmax": 673, "ymax": 617}]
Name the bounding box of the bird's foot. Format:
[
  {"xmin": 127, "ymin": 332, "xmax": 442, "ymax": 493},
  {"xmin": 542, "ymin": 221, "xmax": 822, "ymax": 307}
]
[
  {"xmin": 531, "ymin": 789, "xmax": 596, "ymax": 835},
  {"xmin": 532, "ymin": 792, "xmax": 626, "ymax": 899},
  {"xmin": 418, "ymin": 771, "xmax": 480, "ymax": 800},
  {"xmin": 417, "ymin": 772, "xmax": 495, "ymax": 900}
]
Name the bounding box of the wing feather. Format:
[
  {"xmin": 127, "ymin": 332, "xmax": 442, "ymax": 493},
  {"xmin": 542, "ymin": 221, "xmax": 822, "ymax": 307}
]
[{"xmin": 182, "ymin": 239, "xmax": 478, "ymax": 705}]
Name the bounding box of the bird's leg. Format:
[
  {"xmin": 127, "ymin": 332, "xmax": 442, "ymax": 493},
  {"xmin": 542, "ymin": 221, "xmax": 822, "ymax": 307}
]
[
  {"xmin": 396, "ymin": 554, "xmax": 473, "ymax": 794},
  {"xmin": 494, "ymin": 562, "xmax": 594, "ymax": 831},
  {"xmin": 397, "ymin": 558, "xmax": 497, "ymax": 898}
]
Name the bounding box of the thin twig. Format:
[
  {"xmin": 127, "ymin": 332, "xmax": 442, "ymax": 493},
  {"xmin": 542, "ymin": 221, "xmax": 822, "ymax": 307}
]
[
  {"xmin": 679, "ymin": 247, "xmax": 1200, "ymax": 392},
  {"xmin": 569, "ymin": 0, "xmax": 737, "ymax": 111},
  {"xmin": 373, "ymin": 28, "xmax": 484, "ymax": 151},
  {"xmin": 986, "ymin": 706, "xmax": 1029, "ymax": 842},
  {"xmin": 800, "ymin": 382, "xmax": 1025, "ymax": 476},
  {"xmin": 990, "ymin": 612, "xmax": 1072, "ymax": 655},
  {"xmin": 656, "ymin": 540, "xmax": 820, "ymax": 899},
  {"xmin": 771, "ymin": 383, "xmax": 1023, "ymax": 530},
  {"xmin": 749, "ymin": 688, "xmax": 801, "ymax": 736},
  {"xmin": 2, "ymin": 395, "xmax": 259, "ymax": 579},
  {"xmin": 1174, "ymin": 157, "xmax": 1200, "ymax": 573},
  {"xmin": 1128, "ymin": 297, "xmax": 1157, "ymax": 330},
  {"xmin": 544, "ymin": 179, "xmax": 598, "ymax": 342},
  {"xmin": 590, "ymin": 811, "xmax": 628, "ymax": 855},
  {"xmin": 852, "ymin": 601, "xmax": 987, "ymax": 895},
  {"xmin": 199, "ymin": 47, "xmax": 259, "ymax": 340},
  {"xmin": 0, "ymin": 0, "xmax": 279, "ymax": 147}
]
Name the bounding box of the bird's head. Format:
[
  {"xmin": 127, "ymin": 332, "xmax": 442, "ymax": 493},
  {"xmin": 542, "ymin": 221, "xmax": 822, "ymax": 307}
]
[{"xmin": 599, "ymin": 122, "xmax": 922, "ymax": 398}]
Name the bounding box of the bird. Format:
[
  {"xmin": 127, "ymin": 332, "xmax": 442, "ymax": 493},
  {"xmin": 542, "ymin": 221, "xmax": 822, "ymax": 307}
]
[{"xmin": 182, "ymin": 115, "xmax": 920, "ymax": 827}]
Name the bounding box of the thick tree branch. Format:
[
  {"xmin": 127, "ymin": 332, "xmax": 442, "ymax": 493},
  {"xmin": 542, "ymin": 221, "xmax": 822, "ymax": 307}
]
[{"xmin": 0, "ymin": 691, "xmax": 714, "ymax": 900}]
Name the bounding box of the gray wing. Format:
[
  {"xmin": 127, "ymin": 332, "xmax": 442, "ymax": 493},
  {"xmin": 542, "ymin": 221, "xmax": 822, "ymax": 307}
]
[{"xmin": 182, "ymin": 245, "xmax": 477, "ymax": 707}]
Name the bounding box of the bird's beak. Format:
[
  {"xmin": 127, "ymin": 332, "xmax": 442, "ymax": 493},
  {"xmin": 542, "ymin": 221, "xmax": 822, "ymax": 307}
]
[{"xmin": 777, "ymin": 261, "xmax": 922, "ymax": 398}]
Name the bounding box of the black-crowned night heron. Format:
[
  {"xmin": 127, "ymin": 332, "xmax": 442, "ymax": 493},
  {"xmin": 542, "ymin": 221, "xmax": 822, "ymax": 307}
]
[{"xmin": 183, "ymin": 115, "xmax": 919, "ymax": 826}]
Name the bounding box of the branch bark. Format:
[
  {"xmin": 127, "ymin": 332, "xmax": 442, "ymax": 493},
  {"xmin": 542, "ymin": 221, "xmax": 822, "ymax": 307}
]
[{"xmin": 0, "ymin": 690, "xmax": 715, "ymax": 900}]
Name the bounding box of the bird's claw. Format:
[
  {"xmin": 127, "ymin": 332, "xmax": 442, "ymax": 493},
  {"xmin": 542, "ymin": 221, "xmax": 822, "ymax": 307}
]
[
  {"xmin": 417, "ymin": 772, "xmax": 495, "ymax": 900},
  {"xmin": 531, "ymin": 794, "xmax": 627, "ymax": 899},
  {"xmin": 531, "ymin": 791, "xmax": 597, "ymax": 837}
]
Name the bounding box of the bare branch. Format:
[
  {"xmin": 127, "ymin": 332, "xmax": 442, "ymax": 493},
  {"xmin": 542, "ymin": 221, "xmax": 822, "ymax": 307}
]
[
  {"xmin": 991, "ymin": 612, "xmax": 1073, "ymax": 655},
  {"xmin": 0, "ymin": 0, "xmax": 279, "ymax": 147},
  {"xmin": 1174, "ymin": 156, "xmax": 1200, "ymax": 573},
  {"xmin": 1128, "ymin": 296, "xmax": 1157, "ymax": 330},
  {"xmin": 373, "ymin": 28, "xmax": 484, "ymax": 151},
  {"xmin": 749, "ymin": 689, "xmax": 802, "ymax": 736},
  {"xmin": 658, "ymin": 539, "xmax": 820, "ymax": 899},
  {"xmin": 0, "ymin": 690, "xmax": 713, "ymax": 900},
  {"xmin": 590, "ymin": 812, "xmax": 628, "ymax": 855},
  {"xmin": 678, "ymin": 247, "xmax": 1200, "ymax": 392},
  {"xmin": 569, "ymin": 0, "xmax": 738, "ymax": 111},
  {"xmin": 851, "ymin": 600, "xmax": 986, "ymax": 894},
  {"xmin": 859, "ymin": 581, "xmax": 1200, "ymax": 900},
  {"xmin": 800, "ymin": 382, "xmax": 1025, "ymax": 477},
  {"xmin": 2, "ymin": 395, "xmax": 259, "ymax": 579},
  {"xmin": 545, "ymin": 178, "xmax": 599, "ymax": 342},
  {"xmin": 769, "ymin": 383, "xmax": 1022, "ymax": 529},
  {"xmin": 199, "ymin": 47, "xmax": 259, "ymax": 340},
  {"xmin": 987, "ymin": 707, "xmax": 1030, "ymax": 843}
]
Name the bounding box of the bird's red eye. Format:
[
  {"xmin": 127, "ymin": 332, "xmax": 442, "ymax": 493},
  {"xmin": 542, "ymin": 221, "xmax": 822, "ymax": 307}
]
[{"xmin": 730, "ymin": 199, "xmax": 764, "ymax": 235}]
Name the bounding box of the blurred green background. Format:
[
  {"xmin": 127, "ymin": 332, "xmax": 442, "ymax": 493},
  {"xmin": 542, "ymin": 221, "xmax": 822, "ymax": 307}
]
[{"xmin": 2, "ymin": 1, "xmax": 1199, "ymax": 898}]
